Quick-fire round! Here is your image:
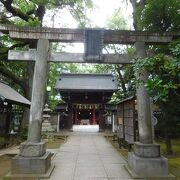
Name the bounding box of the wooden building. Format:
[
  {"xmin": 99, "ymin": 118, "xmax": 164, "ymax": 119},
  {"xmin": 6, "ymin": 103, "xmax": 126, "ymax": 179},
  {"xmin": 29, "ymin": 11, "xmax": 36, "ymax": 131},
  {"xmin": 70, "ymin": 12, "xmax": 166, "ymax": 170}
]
[
  {"xmin": 116, "ymin": 96, "xmax": 138, "ymax": 149},
  {"xmin": 55, "ymin": 73, "xmax": 118, "ymax": 130},
  {"xmin": 0, "ymin": 81, "xmax": 30, "ymax": 141}
]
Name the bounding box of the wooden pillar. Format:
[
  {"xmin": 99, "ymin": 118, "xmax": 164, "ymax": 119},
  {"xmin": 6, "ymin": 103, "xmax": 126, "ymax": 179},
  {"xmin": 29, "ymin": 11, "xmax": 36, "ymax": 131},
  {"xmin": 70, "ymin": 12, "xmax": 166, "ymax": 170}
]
[
  {"xmin": 75, "ymin": 108, "xmax": 77, "ymax": 125},
  {"xmin": 27, "ymin": 39, "xmax": 49, "ymax": 143},
  {"xmin": 92, "ymin": 105, "xmax": 96, "ymax": 124},
  {"xmin": 112, "ymin": 113, "xmax": 115, "ymax": 133},
  {"xmin": 57, "ymin": 113, "xmax": 60, "ymax": 132},
  {"xmin": 68, "ymin": 103, "xmax": 73, "ymax": 129},
  {"xmin": 135, "ymin": 41, "xmax": 153, "ymax": 144},
  {"xmin": 5, "ymin": 104, "xmax": 12, "ymax": 140}
]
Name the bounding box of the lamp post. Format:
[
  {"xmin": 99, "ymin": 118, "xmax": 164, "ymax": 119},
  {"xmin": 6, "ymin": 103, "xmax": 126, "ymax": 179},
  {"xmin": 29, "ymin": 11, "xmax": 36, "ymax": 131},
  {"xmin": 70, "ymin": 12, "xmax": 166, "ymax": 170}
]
[
  {"xmin": 46, "ymin": 86, "xmax": 51, "ymax": 104},
  {"xmin": 42, "ymin": 104, "xmax": 54, "ymax": 132}
]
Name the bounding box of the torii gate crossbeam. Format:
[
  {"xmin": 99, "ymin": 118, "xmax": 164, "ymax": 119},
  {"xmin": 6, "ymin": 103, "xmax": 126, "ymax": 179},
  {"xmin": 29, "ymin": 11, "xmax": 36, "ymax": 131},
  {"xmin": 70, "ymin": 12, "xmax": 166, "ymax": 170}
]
[{"xmin": 0, "ymin": 24, "xmax": 179, "ymax": 44}]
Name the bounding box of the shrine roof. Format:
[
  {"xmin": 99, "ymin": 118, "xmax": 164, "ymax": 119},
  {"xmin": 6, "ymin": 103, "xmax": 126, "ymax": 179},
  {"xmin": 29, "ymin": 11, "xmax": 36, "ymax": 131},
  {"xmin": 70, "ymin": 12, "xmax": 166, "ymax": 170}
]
[
  {"xmin": 0, "ymin": 81, "xmax": 31, "ymax": 106},
  {"xmin": 56, "ymin": 73, "xmax": 118, "ymax": 92}
]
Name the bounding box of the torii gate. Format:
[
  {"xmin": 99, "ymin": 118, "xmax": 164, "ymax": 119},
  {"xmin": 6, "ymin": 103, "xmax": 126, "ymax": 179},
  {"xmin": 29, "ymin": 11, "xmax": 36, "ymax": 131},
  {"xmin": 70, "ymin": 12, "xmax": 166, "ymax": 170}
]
[{"xmin": 0, "ymin": 24, "xmax": 179, "ymax": 178}]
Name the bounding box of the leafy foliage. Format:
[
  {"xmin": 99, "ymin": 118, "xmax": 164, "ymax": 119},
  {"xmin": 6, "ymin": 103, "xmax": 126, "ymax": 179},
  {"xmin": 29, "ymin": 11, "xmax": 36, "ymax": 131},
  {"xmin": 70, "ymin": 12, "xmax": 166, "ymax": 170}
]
[
  {"xmin": 133, "ymin": 54, "xmax": 180, "ymax": 103},
  {"xmin": 141, "ymin": 0, "xmax": 180, "ymax": 31}
]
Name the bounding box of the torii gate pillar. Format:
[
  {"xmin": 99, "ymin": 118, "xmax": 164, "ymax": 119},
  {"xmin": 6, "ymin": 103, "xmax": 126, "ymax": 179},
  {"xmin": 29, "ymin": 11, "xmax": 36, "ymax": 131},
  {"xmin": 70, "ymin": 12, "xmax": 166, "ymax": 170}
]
[
  {"xmin": 127, "ymin": 41, "xmax": 170, "ymax": 178},
  {"xmin": 10, "ymin": 39, "xmax": 53, "ymax": 177}
]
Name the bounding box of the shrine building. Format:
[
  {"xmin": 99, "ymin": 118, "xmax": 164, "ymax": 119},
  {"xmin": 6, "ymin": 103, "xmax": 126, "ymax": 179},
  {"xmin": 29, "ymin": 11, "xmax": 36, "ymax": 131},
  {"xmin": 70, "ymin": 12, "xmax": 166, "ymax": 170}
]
[{"xmin": 55, "ymin": 73, "xmax": 118, "ymax": 130}]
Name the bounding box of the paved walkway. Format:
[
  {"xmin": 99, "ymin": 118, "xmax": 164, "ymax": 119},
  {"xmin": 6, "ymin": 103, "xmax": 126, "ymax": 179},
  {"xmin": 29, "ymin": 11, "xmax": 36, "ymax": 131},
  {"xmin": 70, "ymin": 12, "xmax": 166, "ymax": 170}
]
[{"xmin": 47, "ymin": 132, "xmax": 134, "ymax": 180}]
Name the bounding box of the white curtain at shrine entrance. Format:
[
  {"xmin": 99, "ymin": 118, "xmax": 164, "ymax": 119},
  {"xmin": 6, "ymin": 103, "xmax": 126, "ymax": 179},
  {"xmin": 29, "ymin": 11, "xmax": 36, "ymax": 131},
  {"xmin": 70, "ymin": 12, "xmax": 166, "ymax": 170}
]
[{"xmin": 72, "ymin": 125, "xmax": 99, "ymax": 132}]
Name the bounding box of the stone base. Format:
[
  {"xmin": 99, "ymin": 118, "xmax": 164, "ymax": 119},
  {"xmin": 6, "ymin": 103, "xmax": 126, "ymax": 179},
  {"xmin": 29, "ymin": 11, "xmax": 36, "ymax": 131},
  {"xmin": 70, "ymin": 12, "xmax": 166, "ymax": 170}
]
[
  {"xmin": 12, "ymin": 151, "xmax": 51, "ymax": 174},
  {"xmin": 6, "ymin": 164, "xmax": 54, "ymax": 180},
  {"xmin": 134, "ymin": 142, "xmax": 160, "ymax": 157},
  {"xmin": 128, "ymin": 152, "xmax": 169, "ymax": 177},
  {"xmin": 125, "ymin": 164, "xmax": 175, "ymax": 180},
  {"xmin": 20, "ymin": 141, "xmax": 46, "ymax": 157},
  {"xmin": 19, "ymin": 142, "xmax": 46, "ymax": 157}
]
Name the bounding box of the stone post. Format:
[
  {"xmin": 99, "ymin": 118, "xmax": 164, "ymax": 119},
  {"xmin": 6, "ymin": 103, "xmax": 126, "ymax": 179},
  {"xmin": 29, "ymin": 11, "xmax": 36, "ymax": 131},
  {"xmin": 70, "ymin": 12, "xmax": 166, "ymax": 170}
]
[
  {"xmin": 127, "ymin": 41, "xmax": 170, "ymax": 178},
  {"xmin": 27, "ymin": 39, "xmax": 49, "ymax": 143},
  {"xmin": 11, "ymin": 39, "xmax": 53, "ymax": 177},
  {"xmin": 135, "ymin": 41, "xmax": 153, "ymax": 144}
]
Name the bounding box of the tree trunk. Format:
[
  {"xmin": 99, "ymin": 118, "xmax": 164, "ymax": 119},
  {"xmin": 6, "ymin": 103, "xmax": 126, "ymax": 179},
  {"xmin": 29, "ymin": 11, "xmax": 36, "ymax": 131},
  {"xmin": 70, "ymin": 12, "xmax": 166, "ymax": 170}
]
[
  {"xmin": 5, "ymin": 104, "xmax": 12, "ymax": 141},
  {"xmin": 165, "ymin": 135, "xmax": 173, "ymax": 155},
  {"xmin": 115, "ymin": 65, "xmax": 127, "ymax": 96},
  {"xmin": 165, "ymin": 118, "xmax": 173, "ymax": 155}
]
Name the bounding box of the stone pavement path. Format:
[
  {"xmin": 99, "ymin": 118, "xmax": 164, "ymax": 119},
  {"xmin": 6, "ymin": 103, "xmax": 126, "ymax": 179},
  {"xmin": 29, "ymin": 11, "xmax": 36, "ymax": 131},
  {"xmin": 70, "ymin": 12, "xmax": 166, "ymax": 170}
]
[{"xmin": 46, "ymin": 132, "xmax": 134, "ymax": 180}]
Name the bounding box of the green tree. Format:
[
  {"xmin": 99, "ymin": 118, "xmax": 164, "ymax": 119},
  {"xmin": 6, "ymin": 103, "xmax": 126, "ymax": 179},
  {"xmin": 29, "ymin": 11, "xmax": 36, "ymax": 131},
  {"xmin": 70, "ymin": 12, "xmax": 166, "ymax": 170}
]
[
  {"xmin": 0, "ymin": 0, "xmax": 93, "ymax": 131},
  {"xmin": 103, "ymin": 8, "xmax": 136, "ymax": 103},
  {"xmin": 141, "ymin": 0, "xmax": 180, "ymax": 31}
]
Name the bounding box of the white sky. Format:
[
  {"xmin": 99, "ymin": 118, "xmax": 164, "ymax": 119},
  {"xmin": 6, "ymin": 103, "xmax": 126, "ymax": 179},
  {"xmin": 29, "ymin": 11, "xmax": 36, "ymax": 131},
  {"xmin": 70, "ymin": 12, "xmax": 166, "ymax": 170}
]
[{"xmin": 43, "ymin": 0, "xmax": 133, "ymax": 53}]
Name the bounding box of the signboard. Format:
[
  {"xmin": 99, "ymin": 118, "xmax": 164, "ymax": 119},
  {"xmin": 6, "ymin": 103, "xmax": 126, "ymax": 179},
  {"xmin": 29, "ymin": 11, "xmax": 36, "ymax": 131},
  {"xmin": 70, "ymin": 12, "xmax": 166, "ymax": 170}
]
[
  {"xmin": 84, "ymin": 29, "xmax": 104, "ymax": 61},
  {"xmin": 117, "ymin": 103, "xmax": 124, "ymax": 139},
  {"xmin": 118, "ymin": 117, "xmax": 123, "ymax": 125}
]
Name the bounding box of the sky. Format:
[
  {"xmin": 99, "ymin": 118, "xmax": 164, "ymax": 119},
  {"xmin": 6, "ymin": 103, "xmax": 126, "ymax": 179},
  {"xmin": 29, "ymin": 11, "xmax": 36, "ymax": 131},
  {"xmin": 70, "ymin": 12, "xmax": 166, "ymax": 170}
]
[
  {"xmin": 44, "ymin": 0, "xmax": 133, "ymax": 28},
  {"xmin": 43, "ymin": 0, "xmax": 133, "ymax": 53}
]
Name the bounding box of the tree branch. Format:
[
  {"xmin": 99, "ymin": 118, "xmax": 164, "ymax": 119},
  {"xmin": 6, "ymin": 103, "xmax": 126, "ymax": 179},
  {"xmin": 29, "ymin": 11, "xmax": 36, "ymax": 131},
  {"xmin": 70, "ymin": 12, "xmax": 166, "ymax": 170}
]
[
  {"xmin": 35, "ymin": 5, "xmax": 45, "ymax": 23},
  {"xmin": 0, "ymin": 0, "xmax": 33, "ymax": 21},
  {"xmin": 0, "ymin": 42, "xmax": 29, "ymax": 55},
  {"xmin": 115, "ymin": 65, "xmax": 127, "ymax": 95},
  {"xmin": 129, "ymin": 0, "xmax": 138, "ymax": 30},
  {"xmin": 0, "ymin": 63, "xmax": 27, "ymax": 91}
]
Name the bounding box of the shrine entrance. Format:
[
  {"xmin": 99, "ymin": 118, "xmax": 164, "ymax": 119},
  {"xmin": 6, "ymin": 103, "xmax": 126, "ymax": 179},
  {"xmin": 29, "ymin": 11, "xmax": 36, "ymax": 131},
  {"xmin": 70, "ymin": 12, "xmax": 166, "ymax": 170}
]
[
  {"xmin": 55, "ymin": 73, "xmax": 117, "ymax": 130},
  {"xmin": 73, "ymin": 104, "xmax": 98, "ymax": 125},
  {"xmin": 0, "ymin": 24, "xmax": 178, "ymax": 178}
]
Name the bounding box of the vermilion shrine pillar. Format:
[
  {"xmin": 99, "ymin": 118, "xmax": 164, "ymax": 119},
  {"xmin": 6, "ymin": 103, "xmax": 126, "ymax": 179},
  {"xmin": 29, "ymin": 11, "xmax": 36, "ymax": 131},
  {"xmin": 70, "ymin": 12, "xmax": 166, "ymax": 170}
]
[
  {"xmin": 92, "ymin": 105, "xmax": 96, "ymax": 124},
  {"xmin": 75, "ymin": 108, "xmax": 78, "ymax": 124}
]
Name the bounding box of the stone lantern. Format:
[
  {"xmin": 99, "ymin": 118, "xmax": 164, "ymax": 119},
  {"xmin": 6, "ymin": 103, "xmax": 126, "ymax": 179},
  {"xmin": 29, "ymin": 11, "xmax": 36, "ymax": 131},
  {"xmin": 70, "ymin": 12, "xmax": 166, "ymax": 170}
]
[{"xmin": 42, "ymin": 104, "xmax": 54, "ymax": 132}]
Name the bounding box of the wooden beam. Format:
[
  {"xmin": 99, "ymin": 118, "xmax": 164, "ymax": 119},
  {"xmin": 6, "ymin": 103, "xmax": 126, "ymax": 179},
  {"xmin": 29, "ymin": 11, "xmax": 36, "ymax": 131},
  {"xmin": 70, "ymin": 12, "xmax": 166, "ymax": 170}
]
[
  {"xmin": 1, "ymin": 24, "xmax": 179, "ymax": 44},
  {"xmin": 8, "ymin": 50, "xmax": 133, "ymax": 64}
]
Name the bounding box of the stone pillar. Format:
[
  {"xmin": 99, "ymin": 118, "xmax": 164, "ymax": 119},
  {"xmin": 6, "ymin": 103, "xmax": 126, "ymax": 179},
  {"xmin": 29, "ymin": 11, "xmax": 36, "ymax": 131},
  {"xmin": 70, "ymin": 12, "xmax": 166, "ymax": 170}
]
[
  {"xmin": 127, "ymin": 41, "xmax": 170, "ymax": 178},
  {"xmin": 135, "ymin": 41, "xmax": 153, "ymax": 144},
  {"xmin": 11, "ymin": 39, "xmax": 53, "ymax": 177},
  {"xmin": 28, "ymin": 39, "xmax": 49, "ymax": 142}
]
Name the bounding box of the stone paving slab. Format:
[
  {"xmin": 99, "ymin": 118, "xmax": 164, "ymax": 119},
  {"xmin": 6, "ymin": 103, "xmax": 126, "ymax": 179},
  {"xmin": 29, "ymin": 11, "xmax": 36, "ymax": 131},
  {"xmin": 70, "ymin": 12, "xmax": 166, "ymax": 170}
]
[{"xmin": 43, "ymin": 132, "xmax": 135, "ymax": 180}]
